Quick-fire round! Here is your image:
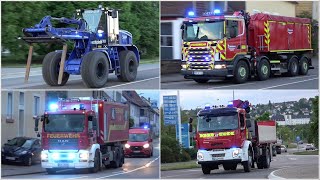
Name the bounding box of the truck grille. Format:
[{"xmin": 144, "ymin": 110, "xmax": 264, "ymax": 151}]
[
  {"xmin": 212, "ymin": 153, "xmax": 225, "ymax": 158},
  {"xmin": 211, "ymin": 149, "xmax": 225, "ymax": 152},
  {"xmin": 186, "ymin": 48, "xmax": 214, "ymax": 70},
  {"xmin": 130, "ymin": 146, "xmax": 143, "ymax": 151}
]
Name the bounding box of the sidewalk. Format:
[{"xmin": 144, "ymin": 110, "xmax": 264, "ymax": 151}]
[
  {"xmin": 1, "ymin": 164, "xmax": 45, "ymax": 177},
  {"xmin": 268, "ymin": 166, "xmax": 319, "ymax": 179},
  {"xmin": 161, "ymin": 73, "xmax": 191, "ymax": 83}
]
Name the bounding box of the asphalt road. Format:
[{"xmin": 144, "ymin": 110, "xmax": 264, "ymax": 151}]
[
  {"xmin": 1, "ymin": 63, "xmax": 159, "ymax": 90},
  {"xmin": 161, "ymin": 153, "xmax": 319, "ymax": 179},
  {"xmin": 3, "ymin": 139, "xmax": 160, "ymax": 179},
  {"xmin": 161, "ymin": 57, "xmax": 319, "ymax": 89}
]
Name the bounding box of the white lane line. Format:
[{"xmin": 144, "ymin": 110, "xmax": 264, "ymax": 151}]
[
  {"xmin": 208, "ymin": 82, "xmax": 256, "ymax": 89},
  {"xmin": 96, "ymin": 157, "xmax": 159, "ymax": 179},
  {"xmin": 161, "ymin": 171, "xmax": 200, "ymax": 178},
  {"xmin": 259, "ymin": 77, "xmax": 319, "ymax": 89},
  {"xmin": 102, "ymin": 77, "xmax": 159, "ymax": 89},
  {"xmin": 66, "ymin": 176, "xmax": 89, "ymax": 179},
  {"xmin": 289, "ymin": 74, "xmax": 318, "ymax": 79},
  {"xmin": 2, "ymin": 72, "xmax": 43, "ymax": 79}
]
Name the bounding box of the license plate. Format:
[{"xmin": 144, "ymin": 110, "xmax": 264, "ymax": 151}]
[
  {"xmin": 6, "ymin": 157, "xmax": 15, "ymax": 160},
  {"xmin": 58, "ymin": 163, "xmax": 69, "ymax": 167},
  {"xmin": 212, "ymin": 157, "xmax": 223, "ymax": 160},
  {"xmin": 193, "ymin": 71, "xmax": 203, "ymax": 75},
  {"xmin": 133, "ymin": 151, "xmax": 140, "ymax": 153}
]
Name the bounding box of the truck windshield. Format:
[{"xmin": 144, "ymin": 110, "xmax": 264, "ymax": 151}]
[
  {"xmin": 183, "ymin": 21, "xmax": 224, "ymax": 41},
  {"xmin": 82, "ymin": 9, "xmax": 102, "ymax": 32},
  {"xmin": 197, "ymin": 114, "xmax": 238, "ymax": 132},
  {"xmin": 44, "ymin": 114, "xmax": 85, "ymax": 132},
  {"xmin": 129, "ymin": 134, "xmax": 148, "ymax": 142}
]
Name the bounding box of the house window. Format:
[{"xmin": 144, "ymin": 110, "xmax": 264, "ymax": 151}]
[
  {"xmin": 19, "ymin": 92, "xmax": 24, "ymax": 106},
  {"xmin": 34, "ymin": 96, "xmax": 40, "ymax": 116},
  {"xmin": 161, "ymin": 22, "xmax": 173, "ymax": 60},
  {"xmin": 7, "ymin": 92, "xmax": 13, "ymax": 119},
  {"xmin": 140, "ymin": 109, "xmax": 145, "ymax": 116}
]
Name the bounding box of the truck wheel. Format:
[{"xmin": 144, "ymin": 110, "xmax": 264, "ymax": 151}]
[
  {"xmin": 194, "ymin": 79, "xmax": 209, "ymax": 83},
  {"xmin": 233, "ymin": 61, "xmax": 249, "ymax": 84},
  {"xmin": 243, "ymin": 150, "xmax": 252, "ymax": 172},
  {"xmin": 223, "ymin": 164, "xmax": 231, "ymax": 170},
  {"xmin": 117, "ymin": 50, "xmax": 138, "ymax": 82},
  {"xmin": 257, "ymin": 157, "xmax": 264, "ymax": 169},
  {"xmin": 42, "ymin": 51, "xmax": 69, "ymax": 86},
  {"xmin": 90, "ymin": 150, "xmax": 100, "ymax": 173},
  {"xmin": 257, "ymin": 59, "xmax": 270, "ymax": 81},
  {"xmin": 263, "ymin": 149, "xmax": 271, "ymax": 169},
  {"xmin": 201, "ymin": 164, "xmax": 211, "ymax": 174},
  {"xmin": 299, "ymin": 57, "xmax": 309, "ymax": 75},
  {"xmin": 81, "ymin": 51, "xmax": 109, "ymax": 88},
  {"xmin": 119, "ymin": 149, "xmax": 124, "ymax": 167},
  {"xmin": 111, "ymin": 148, "xmax": 120, "ymax": 168},
  {"xmin": 46, "ymin": 168, "xmax": 56, "ymax": 174},
  {"xmin": 231, "ymin": 164, "xmax": 237, "ymax": 170},
  {"xmin": 287, "ymin": 56, "xmax": 299, "ymax": 76}
]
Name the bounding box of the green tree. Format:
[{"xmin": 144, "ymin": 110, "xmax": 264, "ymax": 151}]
[
  {"xmin": 256, "ymin": 112, "xmax": 271, "ymax": 121},
  {"xmin": 308, "ymin": 96, "xmax": 318, "ymax": 147},
  {"xmin": 129, "ymin": 117, "xmax": 135, "ymax": 128}
]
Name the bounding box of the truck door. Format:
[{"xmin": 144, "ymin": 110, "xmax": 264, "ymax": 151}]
[
  {"xmin": 239, "ymin": 113, "xmax": 247, "ymax": 142},
  {"xmin": 225, "ymin": 19, "xmax": 246, "ymax": 60},
  {"xmin": 104, "ymin": 113, "xmax": 108, "ymax": 141}
]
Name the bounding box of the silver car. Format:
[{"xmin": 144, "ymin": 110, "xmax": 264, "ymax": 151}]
[{"xmin": 281, "ymin": 145, "xmax": 287, "ymax": 152}]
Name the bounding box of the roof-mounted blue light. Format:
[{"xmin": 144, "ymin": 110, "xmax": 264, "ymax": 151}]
[
  {"xmin": 188, "ymin": 11, "xmax": 195, "ymax": 17},
  {"xmin": 214, "ymin": 9, "xmax": 221, "ymax": 14},
  {"xmin": 204, "ymin": 104, "xmax": 211, "ymax": 110},
  {"xmin": 49, "ymin": 103, "xmax": 58, "ymax": 111},
  {"xmin": 227, "ymin": 101, "xmax": 234, "ymax": 108}
]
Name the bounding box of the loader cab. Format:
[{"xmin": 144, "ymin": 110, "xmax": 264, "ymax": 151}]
[{"xmin": 81, "ymin": 7, "xmax": 119, "ymax": 46}]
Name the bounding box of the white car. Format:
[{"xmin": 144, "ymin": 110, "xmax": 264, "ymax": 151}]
[{"xmin": 280, "ymin": 145, "xmax": 287, "ymax": 153}]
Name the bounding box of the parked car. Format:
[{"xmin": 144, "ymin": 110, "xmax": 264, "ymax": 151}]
[
  {"xmin": 305, "ymin": 144, "xmax": 315, "ymax": 151},
  {"xmin": 1, "ymin": 137, "xmax": 42, "ymax": 166},
  {"xmin": 281, "ymin": 145, "xmax": 287, "ymax": 152}
]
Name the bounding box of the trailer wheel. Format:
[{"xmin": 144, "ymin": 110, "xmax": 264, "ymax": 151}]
[
  {"xmin": 257, "ymin": 59, "xmax": 270, "ymax": 81},
  {"xmin": 243, "ymin": 149, "xmax": 253, "ymax": 172},
  {"xmin": 263, "ymin": 149, "xmax": 271, "ymax": 169},
  {"xmin": 42, "ymin": 52, "xmax": 69, "ymax": 86},
  {"xmin": 201, "ymin": 164, "xmax": 211, "ymax": 174},
  {"xmin": 90, "ymin": 149, "xmax": 100, "ymax": 173},
  {"xmin": 287, "ymin": 56, "xmax": 299, "ymax": 76},
  {"xmin": 117, "ymin": 50, "xmax": 138, "ymax": 82},
  {"xmin": 81, "ymin": 51, "xmax": 109, "ymax": 88},
  {"xmin": 233, "ymin": 61, "xmax": 249, "ymax": 84},
  {"xmin": 194, "ymin": 79, "xmax": 209, "ymax": 83},
  {"xmin": 46, "ymin": 168, "xmax": 56, "ymax": 174},
  {"xmin": 298, "ymin": 57, "xmax": 309, "ymax": 75}
]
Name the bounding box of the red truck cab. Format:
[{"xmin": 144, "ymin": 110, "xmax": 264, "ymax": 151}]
[{"xmin": 124, "ymin": 128, "xmax": 153, "ymax": 157}]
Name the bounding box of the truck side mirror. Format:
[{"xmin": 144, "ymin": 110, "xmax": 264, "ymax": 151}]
[
  {"xmin": 92, "ymin": 118, "xmax": 97, "ymax": 130},
  {"xmin": 33, "ymin": 116, "xmax": 39, "ymax": 131},
  {"xmin": 189, "ymin": 117, "xmax": 193, "ymax": 124},
  {"xmin": 189, "ymin": 124, "xmax": 193, "ymax": 132},
  {"xmin": 246, "ymin": 120, "xmax": 252, "ymax": 128},
  {"xmin": 112, "ymin": 10, "xmax": 117, "ymax": 18},
  {"xmin": 37, "ymin": 132, "xmax": 41, "ymax": 138}
]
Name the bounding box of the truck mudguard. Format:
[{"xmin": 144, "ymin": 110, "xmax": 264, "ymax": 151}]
[{"xmin": 241, "ymin": 140, "xmax": 252, "ymax": 162}]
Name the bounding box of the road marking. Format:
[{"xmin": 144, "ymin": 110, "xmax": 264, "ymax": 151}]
[
  {"xmin": 208, "ymin": 82, "xmax": 256, "ymax": 89},
  {"xmin": 102, "ymin": 77, "xmax": 159, "ymax": 89},
  {"xmin": 2, "ymin": 71, "xmax": 43, "ymax": 79},
  {"xmin": 186, "ymin": 169, "xmax": 200, "ymax": 172},
  {"xmin": 260, "ymin": 77, "xmax": 319, "ymax": 89},
  {"xmin": 289, "ymin": 74, "xmax": 318, "ymax": 80},
  {"xmin": 161, "ymin": 171, "xmax": 200, "ymax": 178},
  {"xmin": 66, "ymin": 176, "xmax": 89, "ymax": 179},
  {"xmin": 289, "ymin": 158, "xmax": 297, "ymax": 160},
  {"xmin": 96, "ymin": 157, "xmax": 159, "ymax": 179}
]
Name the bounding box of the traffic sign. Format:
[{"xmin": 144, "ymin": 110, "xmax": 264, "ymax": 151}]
[
  {"xmin": 296, "ymin": 136, "xmax": 300, "ymax": 142},
  {"xmin": 163, "ymin": 95, "xmax": 178, "ymax": 125}
]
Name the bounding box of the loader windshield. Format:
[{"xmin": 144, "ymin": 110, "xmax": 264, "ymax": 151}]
[
  {"xmin": 183, "ymin": 21, "xmax": 224, "ymax": 41},
  {"xmin": 197, "ymin": 113, "xmax": 238, "ymax": 132},
  {"xmin": 44, "ymin": 114, "xmax": 85, "ymax": 132},
  {"xmin": 82, "ymin": 9, "xmax": 102, "ymax": 32}
]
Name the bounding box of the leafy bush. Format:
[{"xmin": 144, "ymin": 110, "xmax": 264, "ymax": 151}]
[{"xmin": 183, "ymin": 148, "xmax": 198, "ymax": 160}]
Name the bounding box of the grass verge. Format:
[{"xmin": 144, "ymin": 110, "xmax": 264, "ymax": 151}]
[
  {"xmin": 161, "ymin": 160, "xmax": 200, "ymax": 171},
  {"xmin": 293, "ymin": 150, "xmax": 318, "ymax": 155}
]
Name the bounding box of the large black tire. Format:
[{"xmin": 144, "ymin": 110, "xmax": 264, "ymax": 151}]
[
  {"xmin": 24, "ymin": 156, "xmax": 32, "ymax": 166},
  {"xmin": 231, "ymin": 164, "xmax": 237, "ymax": 170},
  {"xmin": 257, "ymin": 157, "xmax": 264, "ymax": 169},
  {"xmin": 201, "ymin": 164, "xmax": 211, "ymax": 174},
  {"xmin": 263, "ymin": 149, "xmax": 271, "ymax": 169},
  {"xmin": 111, "ymin": 148, "xmax": 121, "ymax": 168},
  {"xmin": 299, "ymin": 57, "xmax": 309, "ymax": 75},
  {"xmin": 223, "ymin": 164, "xmax": 231, "ymax": 170},
  {"xmin": 81, "ymin": 51, "xmax": 109, "ymax": 88},
  {"xmin": 119, "ymin": 149, "xmax": 124, "ymax": 167},
  {"xmin": 46, "ymin": 168, "xmax": 56, "ymax": 174},
  {"xmin": 257, "ymin": 59, "xmax": 270, "ymax": 81},
  {"xmin": 287, "ymin": 56, "xmax": 299, "ymax": 77},
  {"xmin": 117, "ymin": 50, "xmax": 138, "ymax": 82},
  {"xmin": 233, "ymin": 61, "xmax": 249, "ymax": 84},
  {"xmin": 243, "ymin": 149, "xmax": 253, "ymax": 172},
  {"xmin": 194, "ymin": 79, "xmax": 209, "ymax": 83},
  {"xmin": 42, "ymin": 52, "xmax": 69, "ymax": 86},
  {"xmin": 90, "ymin": 150, "xmax": 100, "ymax": 173}
]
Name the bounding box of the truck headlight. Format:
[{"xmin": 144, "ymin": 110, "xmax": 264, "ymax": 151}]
[
  {"xmin": 197, "ymin": 152, "xmax": 204, "ymax": 160},
  {"xmin": 181, "ymin": 64, "xmax": 187, "ymax": 69},
  {"xmin": 143, "ymin": 144, "xmax": 150, "ymax": 148},
  {"xmin": 125, "ymin": 144, "xmax": 130, "ymax": 149},
  {"xmin": 232, "ymin": 149, "xmax": 240, "ymax": 158},
  {"xmin": 215, "ymin": 64, "xmax": 226, "ymax": 69},
  {"xmin": 79, "ymin": 152, "xmax": 89, "ymax": 160},
  {"xmin": 41, "ymin": 152, "xmax": 48, "ymax": 160},
  {"xmin": 214, "ymin": 52, "xmax": 221, "ymax": 61}
]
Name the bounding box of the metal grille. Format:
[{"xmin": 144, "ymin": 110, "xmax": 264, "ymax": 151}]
[
  {"xmin": 212, "ymin": 153, "xmax": 225, "ymax": 157},
  {"xmin": 130, "ymin": 146, "xmax": 143, "ymax": 151}
]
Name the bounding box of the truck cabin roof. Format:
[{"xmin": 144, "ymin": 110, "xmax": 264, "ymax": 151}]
[
  {"xmin": 45, "ymin": 109, "xmax": 94, "ymax": 115},
  {"xmin": 183, "ymin": 15, "xmax": 244, "ymax": 23},
  {"xmin": 198, "ymin": 107, "xmax": 241, "ymax": 117}
]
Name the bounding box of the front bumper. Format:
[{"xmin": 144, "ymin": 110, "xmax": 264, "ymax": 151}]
[
  {"xmin": 1, "ymin": 154, "xmax": 27, "ymax": 163},
  {"xmin": 124, "ymin": 148, "xmax": 151, "ymax": 156},
  {"xmin": 41, "ymin": 150, "xmax": 93, "ymax": 169},
  {"xmin": 182, "ymin": 69, "xmax": 229, "ymax": 78},
  {"xmin": 197, "ymin": 148, "xmax": 243, "ymax": 165}
]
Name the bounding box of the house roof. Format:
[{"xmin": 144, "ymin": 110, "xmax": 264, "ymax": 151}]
[{"xmin": 122, "ymin": 91, "xmax": 149, "ymax": 107}]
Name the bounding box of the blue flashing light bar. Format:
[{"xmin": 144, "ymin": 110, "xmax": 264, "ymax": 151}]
[
  {"xmin": 214, "ymin": 9, "xmax": 221, "ymax": 14},
  {"xmin": 49, "ymin": 103, "xmax": 58, "ymax": 111},
  {"xmin": 204, "ymin": 104, "xmax": 211, "ymax": 110},
  {"xmin": 188, "ymin": 11, "xmax": 195, "ymax": 17}
]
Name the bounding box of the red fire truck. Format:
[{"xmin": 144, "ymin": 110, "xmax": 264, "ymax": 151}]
[
  {"xmin": 189, "ymin": 100, "xmax": 277, "ymax": 174},
  {"xmin": 181, "ymin": 10, "xmax": 314, "ymax": 84},
  {"xmin": 34, "ymin": 98, "xmax": 129, "ymax": 174}
]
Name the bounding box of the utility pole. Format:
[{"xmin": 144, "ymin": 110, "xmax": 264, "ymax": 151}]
[{"xmin": 177, "ymin": 91, "xmax": 182, "ymax": 145}]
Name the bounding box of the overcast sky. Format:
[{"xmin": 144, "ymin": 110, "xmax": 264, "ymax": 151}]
[{"xmin": 160, "ymin": 90, "xmax": 318, "ymax": 110}]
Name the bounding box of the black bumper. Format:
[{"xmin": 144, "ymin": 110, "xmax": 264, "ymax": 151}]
[
  {"xmin": 181, "ymin": 69, "xmax": 231, "ymax": 79},
  {"xmin": 198, "ymin": 159, "xmax": 242, "ymax": 165}
]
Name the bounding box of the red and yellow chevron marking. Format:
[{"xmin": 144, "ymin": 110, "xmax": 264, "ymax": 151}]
[
  {"xmin": 216, "ymin": 39, "xmax": 226, "ymax": 60},
  {"xmin": 264, "ymin": 21, "xmax": 270, "ymax": 50},
  {"xmin": 307, "ymin": 25, "xmax": 311, "ymax": 48}
]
